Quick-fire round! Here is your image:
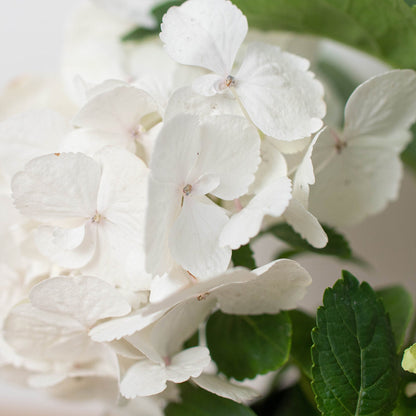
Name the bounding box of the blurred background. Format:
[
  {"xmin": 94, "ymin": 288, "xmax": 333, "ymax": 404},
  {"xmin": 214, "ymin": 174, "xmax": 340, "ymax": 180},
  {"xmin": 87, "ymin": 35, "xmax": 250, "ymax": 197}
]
[{"xmin": 0, "ymin": 0, "xmax": 415, "ymax": 414}]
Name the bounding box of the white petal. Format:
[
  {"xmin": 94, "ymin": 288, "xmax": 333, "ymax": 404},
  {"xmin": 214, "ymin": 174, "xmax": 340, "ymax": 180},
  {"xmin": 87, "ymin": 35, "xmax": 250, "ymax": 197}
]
[
  {"xmin": 249, "ymin": 137, "xmax": 288, "ymax": 193},
  {"xmin": 344, "ymin": 69, "xmax": 416, "ymax": 142},
  {"xmin": 272, "ymin": 136, "xmax": 311, "ymax": 155},
  {"xmin": 120, "ymin": 360, "xmax": 167, "ymax": 398},
  {"xmin": 169, "ymin": 197, "xmax": 231, "ymax": 279},
  {"xmin": 284, "ymin": 199, "xmax": 328, "ymax": 248},
  {"xmin": 150, "ymin": 114, "xmax": 202, "ymax": 185},
  {"xmin": 12, "ymin": 152, "xmax": 101, "ymax": 222},
  {"xmin": 309, "ymin": 71, "xmax": 416, "ymax": 226},
  {"xmin": 166, "ymin": 347, "xmax": 211, "ymax": 383},
  {"xmin": 164, "ymin": 86, "xmax": 241, "ymax": 121},
  {"xmin": 192, "ymin": 74, "xmax": 227, "ymax": 97},
  {"xmin": 0, "ymin": 110, "xmax": 68, "ymax": 182},
  {"xmin": 160, "ymin": 0, "xmax": 247, "ymax": 75},
  {"xmin": 35, "ymin": 224, "xmax": 96, "ymax": 269},
  {"xmin": 73, "ymin": 85, "xmax": 159, "ymax": 149},
  {"xmin": 29, "ymin": 275, "xmax": 131, "ymax": 327},
  {"xmin": 3, "ymin": 303, "xmax": 88, "ymax": 363},
  {"xmin": 235, "ymin": 42, "xmax": 325, "ymax": 140},
  {"xmin": 151, "ymin": 299, "xmax": 215, "ymax": 358},
  {"xmin": 149, "ymin": 268, "xmax": 193, "ymax": 304},
  {"xmin": 220, "ymin": 176, "xmax": 292, "ymax": 249},
  {"xmin": 192, "ymin": 373, "xmax": 259, "ymax": 403},
  {"xmin": 215, "ymin": 259, "xmax": 312, "ymax": 314},
  {"xmin": 145, "ymin": 179, "xmax": 181, "ymax": 277},
  {"xmin": 89, "ymin": 308, "xmax": 164, "ymax": 342},
  {"xmin": 191, "ymin": 115, "xmax": 261, "ymax": 200},
  {"xmin": 292, "ymin": 130, "xmax": 321, "ymax": 206},
  {"xmin": 146, "ymin": 268, "xmax": 254, "ymax": 315},
  {"xmin": 95, "ymin": 146, "xmax": 148, "ymax": 235}
]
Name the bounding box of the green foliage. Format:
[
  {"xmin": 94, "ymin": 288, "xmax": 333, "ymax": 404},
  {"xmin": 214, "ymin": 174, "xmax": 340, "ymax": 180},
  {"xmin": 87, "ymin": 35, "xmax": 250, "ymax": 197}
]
[
  {"xmin": 233, "ymin": 0, "xmax": 416, "ymax": 70},
  {"xmin": 288, "ymin": 309, "xmax": 315, "ymax": 378},
  {"xmin": 165, "ymin": 383, "xmax": 257, "ymax": 416},
  {"xmin": 231, "ymin": 244, "xmax": 257, "ymax": 269},
  {"xmin": 122, "ymin": 27, "xmax": 158, "ymax": 42},
  {"xmin": 311, "ymin": 271, "xmax": 400, "ymax": 415},
  {"xmin": 206, "ymin": 311, "xmax": 291, "ymax": 381},
  {"xmin": 122, "ymin": 0, "xmax": 416, "ymax": 71},
  {"xmin": 251, "ymin": 384, "xmax": 319, "ymax": 416},
  {"xmin": 401, "ymin": 124, "xmax": 416, "ymax": 174},
  {"xmin": 377, "ymin": 285, "xmax": 414, "ymax": 352},
  {"xmin": 122, "ymin": 0, "xmax": 185, "ymax": 41},
  {"xmin": 262, "ymin": 223, "xmax": 354, "ymax": 261}
]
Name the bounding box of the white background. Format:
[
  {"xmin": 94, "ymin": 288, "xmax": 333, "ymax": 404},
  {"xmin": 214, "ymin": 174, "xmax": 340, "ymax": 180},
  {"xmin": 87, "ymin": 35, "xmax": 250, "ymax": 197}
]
[{"xmin": 0, "ymin": 1, "xmax": 415, "ymax": 415}]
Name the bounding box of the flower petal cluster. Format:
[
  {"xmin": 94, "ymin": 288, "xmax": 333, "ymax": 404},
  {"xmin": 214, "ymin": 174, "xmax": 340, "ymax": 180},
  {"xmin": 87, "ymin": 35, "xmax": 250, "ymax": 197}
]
[
  {"xmin": 1, "ymin": 0, "xmax": 415, "ymax": 413},
  {"xmin": 160, "ymin": 0, "xmax": 326, "ymax": 141}
]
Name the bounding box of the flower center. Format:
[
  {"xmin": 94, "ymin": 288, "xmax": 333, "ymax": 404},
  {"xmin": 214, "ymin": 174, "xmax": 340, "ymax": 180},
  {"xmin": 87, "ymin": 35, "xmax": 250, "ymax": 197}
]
[
  {"xmin": 183, "ymin": 184, "xmax": 193, "ymax": 196},
  {"xmin": 225, "ymin": 75, "xmax": 236, "ymax": 87},
  {"xmin": 130, "ymin": 125, "xmax": 144, "ymax": 140},
  {"xmin": 91, "ymin": 212, "xmax": 102, "ymax": 223}
]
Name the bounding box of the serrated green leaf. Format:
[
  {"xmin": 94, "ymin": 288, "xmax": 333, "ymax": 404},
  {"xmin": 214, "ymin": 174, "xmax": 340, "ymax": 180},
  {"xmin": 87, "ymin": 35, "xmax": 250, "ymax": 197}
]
[
  {"xmin": 377, "ymin": 285, "xmax": 414, "ymax": 352},
  {"xmin": 231, "ymin": 244, "xmax": 257, "ymax": 270},
  {"xmin": 311, "ymin": 270, "xmax": 399, "ymax": 416},
  {"xmin": 288, "ymin": 310, "xmax": 315, "ymax": 378},
  {"xmin": 401, "ymin": 124, "xmax": 416, "ymax": 174},
  {"xmin": 206, "ymin": 311, "xmax": 291, "ymax": 381},
  {"xmin": 233, "ymin": 0, "xmax": 416, "ymax": 70},
  {"xmin": 165, "ymin": 382, "xmax": 257, "ymax": 416},
  {"xmin": 262, "ymin": 223, "xmax": 353, "ymax": 260}
]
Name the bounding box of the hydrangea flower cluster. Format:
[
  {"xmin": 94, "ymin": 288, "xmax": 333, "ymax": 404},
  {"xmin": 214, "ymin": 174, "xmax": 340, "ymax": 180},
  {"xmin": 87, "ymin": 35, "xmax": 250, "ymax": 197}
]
[{"xmin": 1, "ymin": 0, "xmax": 416, "ymax": 414}]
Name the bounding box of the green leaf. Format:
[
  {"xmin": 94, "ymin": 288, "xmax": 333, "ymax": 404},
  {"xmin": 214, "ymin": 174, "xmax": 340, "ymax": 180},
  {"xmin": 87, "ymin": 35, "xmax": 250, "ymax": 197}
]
[
  {"xmin": 401, "ymin": 124, "xmax": 416, "ymax": 174},
  {"xmin": 151, "ymin": 0, "xmax": 185, "ymax": 23},
  {"xmin": 232, "ymin": 0, "xmax": 416, "ymax": 70},
  {"xmin": 376, "ymin": 285, "xmax": 414, "ymax": 352},
  {"xmin": 184, "ymin": 330, "xmax": 199, "ymax": 349},
  {"xmin": 232, "ymin": 244, "xmax": 257, "ymax": 269},
  {"xmin": 206, "ymin": 311, "xmax": 291, "ymax": 381},
  {"xmin": 311, "ymin": 270, "xmax": 400, "ymax": 416},
  {"xmin": 165, "ymin": 383, "xmax": 257, "ymax": 416},
  {"xmin": 288, "ymin": 310, "xmax": 315, "ymax": 378},
  {"xmin": 262, "ymin": 223, "xmax": 353, "ymax": 260},
  {"xmin": 251, "ymin": 383, "xmax": 319, "ymax": 416},
  {"xmin": 121, "ymin": 1, "xmax": 185, "ymax": 42},
  {"xmin": 121, "ymin": 27, "xmax": 159, "ymax": 42},
  {"xmin": 393, "ymin": 376, "xmax": 416, "ymax": 416}
]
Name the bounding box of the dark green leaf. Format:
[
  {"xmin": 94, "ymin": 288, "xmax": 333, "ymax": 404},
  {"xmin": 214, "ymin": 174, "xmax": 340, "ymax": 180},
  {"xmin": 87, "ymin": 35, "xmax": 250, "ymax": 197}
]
[
  {"xmin": 377, "ymin": 285, "xmax": 414, "ymax": 352},
  {"xmin": 232, "ymin": 0, "xmax": 416, "ymax": 70},
  {"xmin": 401, "ymin": 124, "xmax": 416, "ymax": 174},
  {"xmin": 165, "ymin": 382, "xmax": 257, "ymax": 416},
  {"xmin": 232, "ymin": 244, "xmax": 256, "ymax": 269},
  {"xmin": 251, "ymin": 383, "xmax": 319, "ymax": 416},
  {"xmin": 184, "ymin": 330, "xmax": 199, "ymax": 349},
  {"xmin": 288, "ymin": 310, "xmax": 315, "ymax": 378},
  {"xmin": 121, "ymin": 27, "xmax": 159, "ymax": 42},
  {"xmin": 262, "ymin": 223, "xmax": 353, "ymax": 260},
  {"xmin": 206, "ymin": 311, "xmax": 291, "ymax": 381},
  {"xmin": 151, "ymin": 0, "xmax": 186, "ymax": 23},
  {"xmin": 121, "ymin": 1, "xmax": 185, "ymax": 42},
  {"xmin": 393, "ymin": 373, "xmax": 416, "ymax": 416},
  {"xmin": 311, "ymin": 270, "xmax": 399, "ymax": 416}
]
